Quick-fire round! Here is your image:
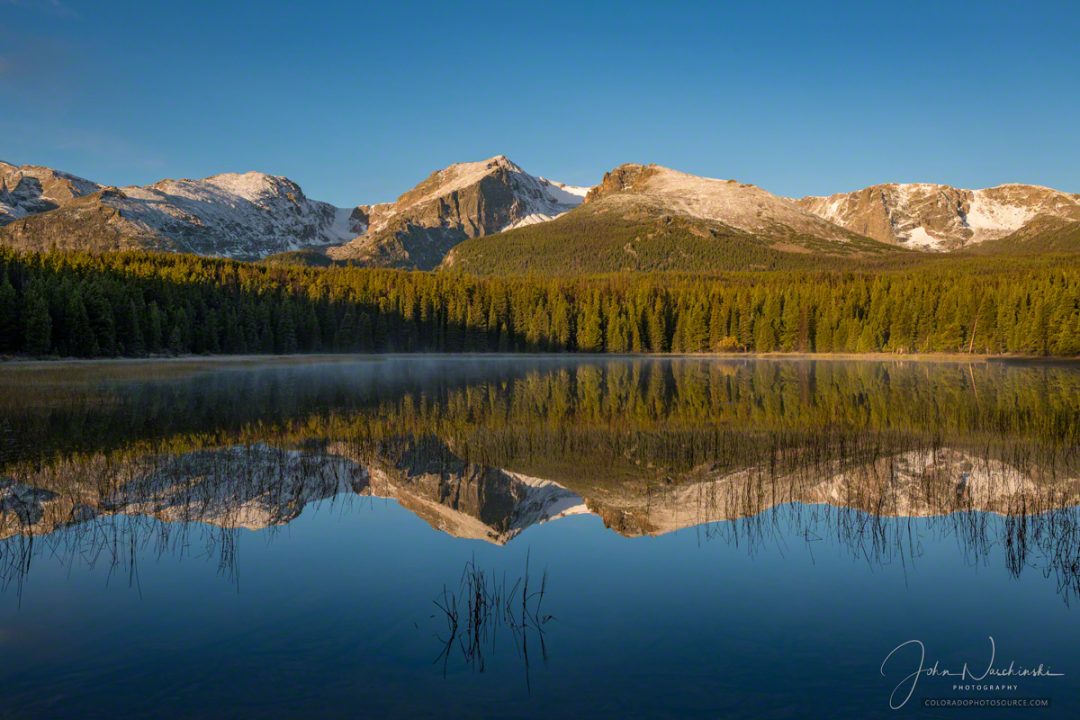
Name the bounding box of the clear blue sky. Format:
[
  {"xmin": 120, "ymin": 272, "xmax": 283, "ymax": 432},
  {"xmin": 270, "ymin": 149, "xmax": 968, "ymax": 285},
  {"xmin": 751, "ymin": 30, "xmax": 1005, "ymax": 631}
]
[{"xmin": 2, "ymin": 0, "xmax": 1077, "ymax": 206}]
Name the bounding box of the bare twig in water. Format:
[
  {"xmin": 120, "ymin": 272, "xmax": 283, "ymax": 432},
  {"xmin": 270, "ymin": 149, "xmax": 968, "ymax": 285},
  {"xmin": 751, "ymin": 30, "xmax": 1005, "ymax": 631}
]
[{"xmin": 431, "ymin": 552, "xmax": 553, "ymax": 690}]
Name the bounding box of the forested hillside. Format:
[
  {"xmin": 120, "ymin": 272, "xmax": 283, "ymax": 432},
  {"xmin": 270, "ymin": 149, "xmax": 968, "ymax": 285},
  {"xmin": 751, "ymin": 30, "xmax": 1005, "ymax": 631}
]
[
  {"xmin": 442, "ymin": 195, "xmax": 905, "ymax": 275},
  {"xmin": 0, "ymin": 249, "xmax": 1077, "ymax": 358}
]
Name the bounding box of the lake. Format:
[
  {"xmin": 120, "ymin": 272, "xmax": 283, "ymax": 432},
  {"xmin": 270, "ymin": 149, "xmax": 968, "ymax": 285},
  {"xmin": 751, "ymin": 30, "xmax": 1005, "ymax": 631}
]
[{"xmin": 1, "ymin": 356, "xmax": 1078, "ymax": 719}]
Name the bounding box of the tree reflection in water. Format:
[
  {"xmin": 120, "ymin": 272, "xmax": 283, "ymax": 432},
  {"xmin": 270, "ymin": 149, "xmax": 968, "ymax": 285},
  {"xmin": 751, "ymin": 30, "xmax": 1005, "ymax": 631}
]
[{"xmin": 1, "ymin": 357, "xmax": 1077, "ymax": 605}]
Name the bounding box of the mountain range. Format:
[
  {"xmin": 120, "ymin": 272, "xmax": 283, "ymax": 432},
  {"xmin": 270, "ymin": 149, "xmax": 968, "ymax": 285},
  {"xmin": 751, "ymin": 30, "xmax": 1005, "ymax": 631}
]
[{"xmin": 3, "ymin": 155, "xmax": 1077, "ymax": 272}]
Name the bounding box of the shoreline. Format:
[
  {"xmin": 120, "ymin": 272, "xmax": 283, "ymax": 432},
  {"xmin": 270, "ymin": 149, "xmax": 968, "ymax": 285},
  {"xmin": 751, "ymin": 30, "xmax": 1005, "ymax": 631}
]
[{"xmin": 2, "ymin": 351, "xmax": 1077, "ymax": 369}]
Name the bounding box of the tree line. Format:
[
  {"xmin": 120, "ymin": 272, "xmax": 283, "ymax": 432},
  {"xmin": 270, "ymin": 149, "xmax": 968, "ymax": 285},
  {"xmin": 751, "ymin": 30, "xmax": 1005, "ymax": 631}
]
[{"xmin": 0, "ymin": 248, "xmax": 1077, "ymax": 358}]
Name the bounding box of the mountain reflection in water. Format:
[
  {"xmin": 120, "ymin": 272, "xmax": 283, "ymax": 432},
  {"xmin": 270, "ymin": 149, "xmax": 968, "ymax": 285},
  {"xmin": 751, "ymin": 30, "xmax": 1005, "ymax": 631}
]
[{"xmin": 1, "ymin": 356, "xmax": 1077, "ymax": 603}]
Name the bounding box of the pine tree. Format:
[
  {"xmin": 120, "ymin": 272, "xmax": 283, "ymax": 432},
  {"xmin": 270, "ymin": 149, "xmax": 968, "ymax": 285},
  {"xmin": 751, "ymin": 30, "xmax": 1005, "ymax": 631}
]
[
  {"xmin": 276, "ymin": 302, "xmax": 298, "ymax": 353},
  {"xmin": 646, "ymin": 297, "xmax": 668, "ymax": 352},
  {"xmin": 167, "ymin": 324, "xmax": 185, "ymax": 355},
  {"xmin": 147, "ymin": 302, "xmax": 164, "ymax": 352},
  {"xmin": 117, "ymin": 299, "xmax": 146, "ymax": 355},
  {"xmin": 605, "ymin": 307, "xmax": 632, "ymax": 353},
  {"xmin": 0, "ymin": 270, "xmax": 18, "ymax": 352},
  {"xmin": 23, "ymin": 281, "xmax": 52, "ymax": 355},
  {"xmin": 83, "ymin": 282, "xmax": 116, "ymax": 355},
  {"xmin": 779, "ymin": 295, "xmax": 801, "ymax": 351},
  {"xmin": 577, "ymin": 297, "xmax": 604, "ymax": 352},
  {"xmin": 680, "ymin": 301, "xmax": 708, "ymax": 352},
  {"xmin": 65, "ymin": 291, "xmax": 98, "ymax": 357},
  {"xmin": 336, "ymin": 307, "xmax": 357, "ymax": 350}
]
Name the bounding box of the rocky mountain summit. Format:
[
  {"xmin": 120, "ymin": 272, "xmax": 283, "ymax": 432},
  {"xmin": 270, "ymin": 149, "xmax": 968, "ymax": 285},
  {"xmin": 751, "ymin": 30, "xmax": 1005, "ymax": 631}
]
[
  {"xmin": 583, "ymin": 163, "xmax": 869, "ymax": 243},
  {"xmin": 797, "ymin": 182, "xmax": 1080, "ymax": 250},
  {"xmin": 328, "ymin": 155, "xmax": 587, "ymax": 269},
  {"xmin": 0, "ymin": 160, "xmax": 100, "ymax": 224}
]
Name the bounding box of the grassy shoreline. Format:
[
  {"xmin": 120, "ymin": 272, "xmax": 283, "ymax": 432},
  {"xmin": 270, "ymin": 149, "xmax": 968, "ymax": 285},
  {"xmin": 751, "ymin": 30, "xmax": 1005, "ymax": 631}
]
[{"xmin": 3, "ymin": 350, "xmax": 1078, "ymax": 369}]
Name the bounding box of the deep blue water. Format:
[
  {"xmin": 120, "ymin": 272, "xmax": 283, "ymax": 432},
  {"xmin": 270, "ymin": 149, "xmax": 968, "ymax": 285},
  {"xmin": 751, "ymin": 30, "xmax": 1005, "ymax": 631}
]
[{"xmin": 2, "ymin": 500, "xmax": 1076, "ymax": 718}]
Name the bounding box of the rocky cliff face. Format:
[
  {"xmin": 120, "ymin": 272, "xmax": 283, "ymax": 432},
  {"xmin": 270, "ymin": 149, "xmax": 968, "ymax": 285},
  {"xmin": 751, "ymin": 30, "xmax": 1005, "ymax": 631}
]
[
  {"xmin": 0, "ymin": 161, "xmax": 100, "ymax": 224},
  {"xmin": 1, "ymin": 170, "xmax": 365, "ymax": 259},
  {"xmin": 797, "ymin": 183, "xmax": 1080, "ymax": 250},
  {"xmin": 583, "ymin": 163, "xmax": 660, "ymax": 202},
  {"xmin": 328, "ymin": 155, "xmax": 588, "ymax": 269}
]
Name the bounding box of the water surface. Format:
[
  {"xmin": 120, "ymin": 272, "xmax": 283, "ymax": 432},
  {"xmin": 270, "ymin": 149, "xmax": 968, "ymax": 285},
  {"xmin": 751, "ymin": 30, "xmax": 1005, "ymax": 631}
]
[{"xmin": 1, "ymin": 356, "xmax": 1078, "ymax": 718}]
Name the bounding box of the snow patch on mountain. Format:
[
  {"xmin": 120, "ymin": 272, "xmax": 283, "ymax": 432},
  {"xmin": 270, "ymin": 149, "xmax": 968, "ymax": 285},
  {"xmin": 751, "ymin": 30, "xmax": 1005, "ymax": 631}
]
[
  {"xmin": 331, "ymin": 206, "xmax": 365, "ymax": 240},
  {"xmin": 540, "ymin": 178, "xmax": 590, "ymax": 204},
  {"xmin": 904, "ymin": 226, "xmax": 945, "ymax": 250},
  {"xmin": 505, "ymin": 176, "xmax": 590, "ymax": 230},
  {"xmin": 965, "ymin": 192, "xmax": 1036, "ymax": 234},
  {"xmin": 503, "ymin": 471, "xmax": 591, "ymax": 528}
]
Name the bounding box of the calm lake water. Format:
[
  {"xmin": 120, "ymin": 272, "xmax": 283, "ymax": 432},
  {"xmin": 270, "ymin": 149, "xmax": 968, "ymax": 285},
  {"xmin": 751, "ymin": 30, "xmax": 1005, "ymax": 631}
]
[{"xmin": 1, "ymin": 356, "xmax": 1078, "ymax": 719}]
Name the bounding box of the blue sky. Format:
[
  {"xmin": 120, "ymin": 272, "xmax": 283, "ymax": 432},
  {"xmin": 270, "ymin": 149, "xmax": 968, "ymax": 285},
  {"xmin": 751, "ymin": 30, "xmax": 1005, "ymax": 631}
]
[{"xmin": 2, "ymin": 0, "xmax": 1077, "ymax": 205}]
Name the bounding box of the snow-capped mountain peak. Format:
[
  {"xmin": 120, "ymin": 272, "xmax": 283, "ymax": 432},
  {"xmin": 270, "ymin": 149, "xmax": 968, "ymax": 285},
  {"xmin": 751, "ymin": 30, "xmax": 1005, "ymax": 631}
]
[{"xmin": 329, "ymin": 155, "xmax": 590, "ymax": 268}]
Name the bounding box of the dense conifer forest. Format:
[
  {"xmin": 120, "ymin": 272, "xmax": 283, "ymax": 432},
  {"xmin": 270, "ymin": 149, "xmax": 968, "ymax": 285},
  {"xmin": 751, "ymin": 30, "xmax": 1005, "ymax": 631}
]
[{"xmin": 0, "ymin": 248, "xmax": 1077, "ymax": 358}]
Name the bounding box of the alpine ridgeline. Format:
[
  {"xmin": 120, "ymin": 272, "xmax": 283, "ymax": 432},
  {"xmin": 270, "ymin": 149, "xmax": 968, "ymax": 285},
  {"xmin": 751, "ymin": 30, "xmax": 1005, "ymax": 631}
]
[{"xmin": 2, "ymin": 156, "xmax": 1077, "ymax": 271}]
